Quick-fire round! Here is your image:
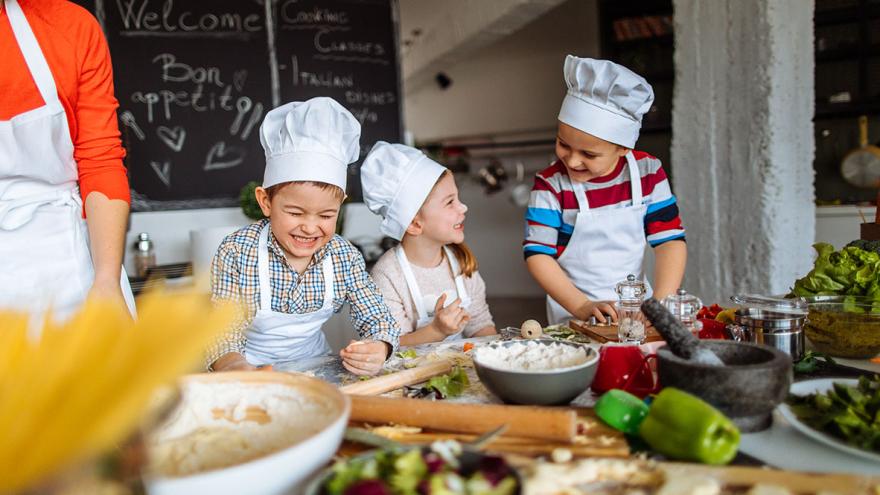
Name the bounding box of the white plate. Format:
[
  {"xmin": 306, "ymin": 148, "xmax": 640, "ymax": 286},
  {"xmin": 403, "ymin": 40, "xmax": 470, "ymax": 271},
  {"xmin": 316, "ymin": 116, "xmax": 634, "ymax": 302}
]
[{"xmin": 777, "ymin": 378, "xmax": 880, "ymax": 463}]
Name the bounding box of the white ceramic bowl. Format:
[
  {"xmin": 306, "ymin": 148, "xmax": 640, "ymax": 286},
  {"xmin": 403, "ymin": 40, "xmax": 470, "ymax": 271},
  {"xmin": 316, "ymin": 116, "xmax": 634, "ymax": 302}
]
[{"xmin": 144, "ymin": 371, "xmax": 350, "ymax": 495}]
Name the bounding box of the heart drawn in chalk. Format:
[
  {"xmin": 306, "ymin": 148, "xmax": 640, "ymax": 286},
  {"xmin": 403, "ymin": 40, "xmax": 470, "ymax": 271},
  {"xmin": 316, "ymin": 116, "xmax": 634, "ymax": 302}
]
[
  {"xmin": 204, "ymin": 141, "xmax": 245, "ymax": 171},
  {"xmin": 150, "ymin": 161, "xmax": 171, "ymax": 188},
  {"xmin": 156, "ymin": 126, "xmax": 186, "ymax": 152},
  {"xmin": 232, "ymin": 70, "xmax": 248, "ymax": 92}
]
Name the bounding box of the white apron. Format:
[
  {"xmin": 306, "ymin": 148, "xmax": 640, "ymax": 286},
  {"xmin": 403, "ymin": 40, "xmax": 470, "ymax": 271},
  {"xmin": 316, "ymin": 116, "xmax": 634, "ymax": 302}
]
[
  {"xmin": 244, "ymin": 223, "xmax": 334, "ymax": 366},
  {"xmin": 396, "ymin": 245, "xmax": 471, "ymax": 341},
  {"xmin": 0, "ymin": 0, "xmax": 135, "ymax": 321},
  {"xmin": 546, "ymin": 153, "xmax": 652, "ymax": 326}
]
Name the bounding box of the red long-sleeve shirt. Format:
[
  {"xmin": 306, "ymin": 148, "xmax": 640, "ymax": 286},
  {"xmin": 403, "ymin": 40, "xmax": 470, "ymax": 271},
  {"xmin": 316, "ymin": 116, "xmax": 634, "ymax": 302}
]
[{"xmin": 0, "ymin": 0, "xmax": 130, "ymax": 206}]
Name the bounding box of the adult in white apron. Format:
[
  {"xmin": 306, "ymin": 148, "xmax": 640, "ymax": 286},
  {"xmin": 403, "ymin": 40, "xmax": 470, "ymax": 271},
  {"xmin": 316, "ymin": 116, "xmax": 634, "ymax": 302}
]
[
  {"xmin": 395, "ymin": 245, "xmax": 471, "ymax": 341},
  {"xmin": 546, "ymin": 152, "xmax": 651, "ymax": 326},
  {"xmin": 244, "ymin": 223, "xmax": 335, "ymax": 366},
  {"xmin": 0, "ymin": 0, "xmax": 135, "ymax": 320}
]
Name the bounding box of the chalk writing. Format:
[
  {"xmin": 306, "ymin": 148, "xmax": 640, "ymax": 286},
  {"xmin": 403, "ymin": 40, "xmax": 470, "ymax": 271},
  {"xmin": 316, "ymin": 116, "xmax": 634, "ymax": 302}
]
[
  {"xmin": 114, "ymin": 0, "xmax": 263, "ymax": 36},
  {"xmin": 150, "ymin": 160, "xmax": 171, "ymax": 187},
  {"xmin": 204, "ymin": 141, "xmax": 245, "ymax": 171},
  {"xmin": 156, "ymin": 125, "xmax": 185, "ymax": 152},
  {"xmin": 120, "ymin": 110, "xmax": 146, "ymax": 140}
]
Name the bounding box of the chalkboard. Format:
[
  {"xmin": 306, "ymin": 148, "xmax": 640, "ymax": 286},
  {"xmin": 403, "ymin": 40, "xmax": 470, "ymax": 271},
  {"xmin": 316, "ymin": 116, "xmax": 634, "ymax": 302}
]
[{"xmin": 73, "ymin": 0, "xmax": 401, "ymax": 210}]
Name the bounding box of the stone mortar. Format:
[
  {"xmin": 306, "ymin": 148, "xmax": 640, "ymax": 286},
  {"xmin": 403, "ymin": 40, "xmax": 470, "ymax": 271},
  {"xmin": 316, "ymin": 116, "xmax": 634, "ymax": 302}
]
[{"xmin": 656, "ymin": 340, "xmax": 792, "ymax": 432}]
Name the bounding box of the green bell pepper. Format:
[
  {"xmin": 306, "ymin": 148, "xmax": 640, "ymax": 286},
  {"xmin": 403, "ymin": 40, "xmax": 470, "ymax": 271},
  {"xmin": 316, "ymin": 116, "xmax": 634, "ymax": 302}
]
[
  {"xmin": 638, "ymin": 387, "xmax": 740, "ymax": 465},
  {"xmin": 594, "ymin": 389, "xmax": 649, "ymax": 435}
]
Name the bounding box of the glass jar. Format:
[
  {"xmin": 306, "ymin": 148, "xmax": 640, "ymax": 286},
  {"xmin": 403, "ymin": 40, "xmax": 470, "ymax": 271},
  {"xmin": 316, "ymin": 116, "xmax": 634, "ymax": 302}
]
[
  {"xmin": 615, "ymin": 274, "xmax": 647, "ymax": 343},
  {"xmin": 661, "ymin": 288, "xmax": 703, "ymax": 335}
]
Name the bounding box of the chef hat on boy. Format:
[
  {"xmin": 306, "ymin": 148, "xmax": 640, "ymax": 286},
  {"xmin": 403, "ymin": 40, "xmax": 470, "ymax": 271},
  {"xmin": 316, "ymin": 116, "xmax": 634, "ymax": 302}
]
[
  {"xmin": 361, "ymin": 142, "xmax": 447, "ymax": 241},
  {"xmin": 557, "ymin": 55, "xmax": 654, "ymax": 149},
  {"xmin": 259, "ymin": 97, "xmax": 361, "ymax": 191}
]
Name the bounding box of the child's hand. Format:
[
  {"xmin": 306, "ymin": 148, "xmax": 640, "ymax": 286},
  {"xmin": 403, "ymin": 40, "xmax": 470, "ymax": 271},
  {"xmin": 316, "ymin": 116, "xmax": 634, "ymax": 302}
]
[
  {"xmin": 211, "ymin": 352, "xmax": 258, "ymax": 372},
  {"xmin": 432, "ymin": 293, "xmax": 470, "ymax": 336},
  {"xmin": 577, "ymin": 300, "xmax": 618, "ymax": 324},
  {"xmin": 340, "ymin": 340, "xmax": 389, "ymax": 376}
]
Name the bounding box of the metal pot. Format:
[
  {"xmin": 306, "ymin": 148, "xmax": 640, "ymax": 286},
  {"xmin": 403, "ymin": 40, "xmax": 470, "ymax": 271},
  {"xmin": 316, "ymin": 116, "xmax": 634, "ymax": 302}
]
[{"xmin": 727, "ymin": 308, "xmax": 805, "ymax": 361}]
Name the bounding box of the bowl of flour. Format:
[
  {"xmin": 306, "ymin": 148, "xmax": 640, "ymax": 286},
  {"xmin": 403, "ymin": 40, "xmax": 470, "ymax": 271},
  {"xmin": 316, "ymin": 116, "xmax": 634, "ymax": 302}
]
[
  {"xmin": 472, "ymin": 340, "xmax": 599, "ymax": 405},
  {"xmin": 144, "ymin": 371, "xmax": 350, "ymax": 495}
]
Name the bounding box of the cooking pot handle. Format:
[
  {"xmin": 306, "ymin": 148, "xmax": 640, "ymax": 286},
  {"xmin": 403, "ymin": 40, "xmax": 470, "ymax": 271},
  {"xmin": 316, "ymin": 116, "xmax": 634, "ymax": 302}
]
[{"xmin": 725, "ymin": 324, "xmax": 749, "ymax": 342}]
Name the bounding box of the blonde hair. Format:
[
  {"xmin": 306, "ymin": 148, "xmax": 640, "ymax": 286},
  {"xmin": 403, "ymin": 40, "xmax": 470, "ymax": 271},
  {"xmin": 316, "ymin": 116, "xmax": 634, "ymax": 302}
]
[
  {"xmin": 265, "ymin": 181, "xmax": 345, "ymax": 201},
  {"xmin": 448, "ymin": 242, "xmax": 478, "ymax": 278}
]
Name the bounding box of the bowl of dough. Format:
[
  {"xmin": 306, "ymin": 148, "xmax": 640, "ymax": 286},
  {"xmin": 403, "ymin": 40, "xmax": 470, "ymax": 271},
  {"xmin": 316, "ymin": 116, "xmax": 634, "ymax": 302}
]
[
  {"xmin": 472, "ymin": 339, "xmax": 598, "ymax": 405},
  {"xmin": 143, "ymin": 371, "xmax": 350, "ymax": 495}
]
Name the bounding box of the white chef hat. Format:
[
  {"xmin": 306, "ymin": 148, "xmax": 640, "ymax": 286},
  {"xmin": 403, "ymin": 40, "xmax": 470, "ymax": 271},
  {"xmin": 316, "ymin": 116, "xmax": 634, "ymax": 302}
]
[
  {"xmin": 361, "ymin": 142, "xmax": 447, "ymax": 241},
  {"xmin": 557, "ymin": 55, "xmax": 654, "ymax": 149},
  {"xmin": 259, "ymin": 97, "xmax": 361, "ymax": 191}
]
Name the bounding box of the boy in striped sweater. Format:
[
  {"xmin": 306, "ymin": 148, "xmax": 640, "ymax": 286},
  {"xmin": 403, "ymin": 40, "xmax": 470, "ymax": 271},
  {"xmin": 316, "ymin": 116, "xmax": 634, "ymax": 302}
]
[{"xmin": 524, "ymin": 56, "xmax": 687, "ymax": 326}]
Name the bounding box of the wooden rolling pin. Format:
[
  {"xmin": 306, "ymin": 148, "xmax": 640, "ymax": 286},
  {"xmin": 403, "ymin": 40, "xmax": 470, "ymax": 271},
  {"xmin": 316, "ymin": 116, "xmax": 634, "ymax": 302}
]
[
  {"xmin": 350, "ymin": 395, "xmax": 577, "ymax": 443},
  {"xmin": 339, "ymin": 360, "xmax": 453, "ymax": 396}
]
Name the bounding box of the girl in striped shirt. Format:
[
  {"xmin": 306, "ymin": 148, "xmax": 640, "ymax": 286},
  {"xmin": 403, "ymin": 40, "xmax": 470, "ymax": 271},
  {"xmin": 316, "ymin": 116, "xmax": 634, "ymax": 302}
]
[{"xmin": 524, "ymin": 56, "xmax": 687, "ymax": 326}]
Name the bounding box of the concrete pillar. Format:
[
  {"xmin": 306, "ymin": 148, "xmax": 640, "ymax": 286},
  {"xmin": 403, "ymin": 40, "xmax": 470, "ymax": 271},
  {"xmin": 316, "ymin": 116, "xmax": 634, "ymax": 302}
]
[{"xmin": 671, "ymin": 0, "xmax": 815, "ymax": 303}]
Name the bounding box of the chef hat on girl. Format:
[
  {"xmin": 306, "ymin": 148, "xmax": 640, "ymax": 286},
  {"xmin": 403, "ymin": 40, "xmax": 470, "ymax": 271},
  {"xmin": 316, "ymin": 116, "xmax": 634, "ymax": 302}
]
[
  {"xmin": 557, "ymin": 55, "xmax": 654, "ymax": 149},
  {"xmin": 259, "ymin": 97, "xmax": 361, "ymax": 190},
  {"xmin": 361, "ymin": 142, "xmax": 447, "ymax": 241}
]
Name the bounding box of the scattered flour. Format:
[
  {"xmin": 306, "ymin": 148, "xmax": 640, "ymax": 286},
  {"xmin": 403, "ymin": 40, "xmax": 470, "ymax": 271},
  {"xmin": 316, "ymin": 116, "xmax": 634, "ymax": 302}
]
[
  {"xmin": 149, "ymin": 381, "xmax": 335, "ymax": 477},
  {"xmin": 474, "ymin": 341, "xmax": 590, "ymax": 372}
]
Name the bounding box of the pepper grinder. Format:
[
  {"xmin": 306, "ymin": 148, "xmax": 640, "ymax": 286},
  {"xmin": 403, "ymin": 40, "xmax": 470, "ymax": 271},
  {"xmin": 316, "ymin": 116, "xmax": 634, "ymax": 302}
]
[
  {"xmin": 134, "ymin": 232, "xmax": 156, "ymax": 279},
  {"xmin": 615, "ymin": 274, "xmax": 647, "ymax": 343},
  {"xmin": 660, "ymin": 288, "xmax": 703, "ymax": 336}
]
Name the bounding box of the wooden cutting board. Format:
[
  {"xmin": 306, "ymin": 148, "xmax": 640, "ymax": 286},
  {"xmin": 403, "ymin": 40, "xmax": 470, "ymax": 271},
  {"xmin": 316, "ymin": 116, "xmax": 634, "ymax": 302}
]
[
  {"xmin": 347, "ymin": 407, "xmax": 629, "ymax": 459},
  {"xmin": 569, "ymin": 319, "xmax": 663, "ymax": 343},
  {"xmin": 513, "ymin": 456, "xmax": 880, "ymax": 494}
]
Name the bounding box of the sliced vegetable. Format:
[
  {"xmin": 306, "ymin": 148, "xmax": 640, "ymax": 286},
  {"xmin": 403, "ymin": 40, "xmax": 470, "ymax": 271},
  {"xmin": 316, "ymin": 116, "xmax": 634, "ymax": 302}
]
[
  {"xmin": 396, "ymin": 349, "xmax": 418, "ymax": 359},
  {"xmin": 638, "ymin": 387, "xmax": 740, "ymax": 465},
  {"xmin": 715, "ymin": 308, "xmax": 736, "ymax": 325},
  {"xmin": 594, "ymin": 389, "xmax": 649, "ymax": 435},
  {"xmin": 323, "ymin": 442, "xmax": 518, "ymax": 495},
  {"xmin": 697, "ymin": 319, "xmax": 728, "ymax": 340},
  {"xmin": 697, "ymin": 304, "xmax": 724, "ymax": 320},
  {"xmin": 793, "ymin": 350, "xmax": 837, "ymax": 374},
  {"xmin": 425, "ymin": 366, "xmax": 470, "ymax": 399},
  {"xmin": 786, "ymin": 375, "xmax": 880, "ymax": 453}
]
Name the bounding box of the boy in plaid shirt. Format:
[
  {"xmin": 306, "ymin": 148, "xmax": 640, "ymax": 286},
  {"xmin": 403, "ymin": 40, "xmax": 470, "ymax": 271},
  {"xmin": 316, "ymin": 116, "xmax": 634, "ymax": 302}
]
[{"xmin": 207, "ymin": 98, "xmax": 399, "ymax": 374}]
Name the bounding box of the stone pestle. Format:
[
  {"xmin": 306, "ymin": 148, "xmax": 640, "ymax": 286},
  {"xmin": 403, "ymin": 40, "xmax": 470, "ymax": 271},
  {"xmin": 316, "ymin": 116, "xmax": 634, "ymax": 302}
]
[{"xmin": 641, "ymin": 298, "xmax": 724, "ymax": 366}]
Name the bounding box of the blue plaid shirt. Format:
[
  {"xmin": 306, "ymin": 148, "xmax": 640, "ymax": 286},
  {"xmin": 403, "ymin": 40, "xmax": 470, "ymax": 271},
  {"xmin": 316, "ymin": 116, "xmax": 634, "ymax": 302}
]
[{"xmin": 207, "ymin": 219, "xmax": 400, "ymax": 365}]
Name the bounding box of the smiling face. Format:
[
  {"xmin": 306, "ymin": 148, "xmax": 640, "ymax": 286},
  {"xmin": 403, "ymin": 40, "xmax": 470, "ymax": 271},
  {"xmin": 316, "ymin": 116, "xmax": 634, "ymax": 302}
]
[
  {"xmin": 256, "ymin": 181, "xmax": 343, "ymax": 268},
  {"xmin": 409, "ymin": 172, "xmax": 468, "ymax": 245},
  {"xmin": 555, "ymin": 122, "xmax": 629, "ymax": 182}
]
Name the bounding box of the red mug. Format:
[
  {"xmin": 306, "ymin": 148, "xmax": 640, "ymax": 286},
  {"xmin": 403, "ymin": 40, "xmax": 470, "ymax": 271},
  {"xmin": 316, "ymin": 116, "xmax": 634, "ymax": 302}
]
[{"xmin": 591, "ymin": 344, "xmax": 658, "ymax": 398}]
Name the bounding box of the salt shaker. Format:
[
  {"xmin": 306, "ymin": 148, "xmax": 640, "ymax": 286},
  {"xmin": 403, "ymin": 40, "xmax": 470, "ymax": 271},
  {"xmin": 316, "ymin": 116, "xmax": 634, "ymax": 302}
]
[
  {"xmin": 134, "ymin": 232, "xmax": 156, "ymax": 279},
  {"xmin": 661, "ymin": 288, "xmax": 703, "ymax": 336},
  {"xmin": 615, "ymin": 274, "xmax": 647, "ymax": 343}
]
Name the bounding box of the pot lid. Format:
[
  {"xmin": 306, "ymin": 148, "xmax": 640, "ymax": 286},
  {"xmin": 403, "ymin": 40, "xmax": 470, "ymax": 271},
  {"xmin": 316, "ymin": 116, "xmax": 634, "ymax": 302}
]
[{"xmin": 730, "ymin": 294, "xmax": 808, "ymax": 315}]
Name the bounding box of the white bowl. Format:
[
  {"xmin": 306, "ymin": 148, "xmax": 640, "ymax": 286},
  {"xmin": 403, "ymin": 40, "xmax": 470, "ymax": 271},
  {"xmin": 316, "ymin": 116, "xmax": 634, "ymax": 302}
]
[{"xmin": 144, "ymin": 371, "xmax": 350, "ymax": 495}]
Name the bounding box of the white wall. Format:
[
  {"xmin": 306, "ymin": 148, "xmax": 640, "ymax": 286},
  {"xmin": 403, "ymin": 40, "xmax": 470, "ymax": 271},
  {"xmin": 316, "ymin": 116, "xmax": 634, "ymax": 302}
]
[
  {"xmin": 402, "ymin": 0, "xmax": 600, "ymax": 142},
  {"xmin": 815, "ymin": 205, "xmax": 876, "ymax": 249}
]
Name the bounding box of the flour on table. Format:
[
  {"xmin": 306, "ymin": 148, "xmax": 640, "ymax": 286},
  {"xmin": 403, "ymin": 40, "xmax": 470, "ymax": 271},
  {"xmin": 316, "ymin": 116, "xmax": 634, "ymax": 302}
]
[{"xmin": 474, "ymin": 341, "xmax": 590, "ymax": 372}]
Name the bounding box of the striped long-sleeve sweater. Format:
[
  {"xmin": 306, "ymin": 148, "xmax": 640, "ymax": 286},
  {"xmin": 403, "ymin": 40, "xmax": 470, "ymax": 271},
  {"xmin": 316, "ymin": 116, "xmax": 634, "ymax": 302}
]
[{"xmin": 523, "ymin": 151, "xmax": 685, "ymax": 259}]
